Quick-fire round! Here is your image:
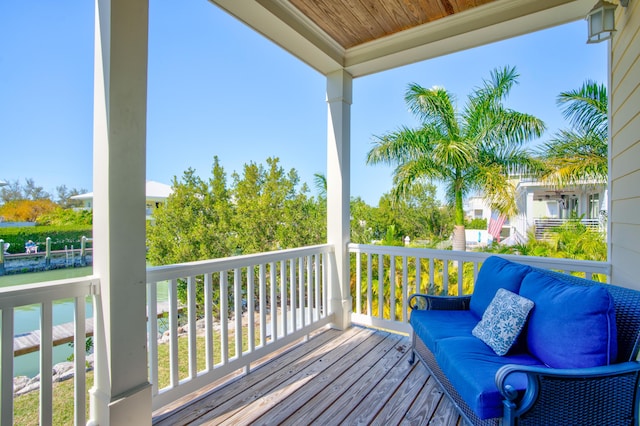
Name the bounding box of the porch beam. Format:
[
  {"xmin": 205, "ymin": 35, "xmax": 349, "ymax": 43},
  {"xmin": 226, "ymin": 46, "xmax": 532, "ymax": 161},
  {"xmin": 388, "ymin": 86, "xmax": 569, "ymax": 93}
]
[
  {"xmin": 90, "ymin": 0, "xmax": 151, "ymax": 424},
  {"xmin": 326, "ymin": 70, "xmax": 353, "ymax": 330}
]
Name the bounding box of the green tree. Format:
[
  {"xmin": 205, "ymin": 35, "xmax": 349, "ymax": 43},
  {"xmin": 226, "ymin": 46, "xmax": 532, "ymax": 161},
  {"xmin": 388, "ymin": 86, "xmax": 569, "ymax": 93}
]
[
  {"xmin": 0, "ymin": 178, "xmax": 52, "ymax": 203},
  {"xmin": 23, "ymin": 178, "xmax": 51, "ymax": 200},
  {"xmin": 538, "ymin": 80, "xmax": 608, "ymax": 186},
  {"xmin": 379, "ymin": 180, "xmax": 452, "ymax": 243},
  {"xmin": 36, "ymin": 207, "xmax": 92, "ymax": 226},
  {"xmin": 350, "ymin": 197, "xmax": 377, "ymax": 244},
  {"xmin": 147, "ymin": 158, "xmax": 237, "ymax": 315},
  {"xmin": 233, "ymin": 158, "xmax": 325, "ymax": 253},
  {"xmin": 0, "ymin": 180, "xmax": 22, "ymax": 203},
  {"xmin": 147, "ymin": 158, "xmax": 236, "ymax": 266},
  {"xmin": 0, "ymin": 199, "xmax": 59, "ymax": 222},
  {"xmin": 366, "ymin": 66, "xmax": 545, "ymax": 250},
  {"xmin": 55, "ymin": 185, "xmax": 87, "ymax": 208},
  {"xmin": 313, "ymin": 173, "xmax": 327, "ymax": 199}
]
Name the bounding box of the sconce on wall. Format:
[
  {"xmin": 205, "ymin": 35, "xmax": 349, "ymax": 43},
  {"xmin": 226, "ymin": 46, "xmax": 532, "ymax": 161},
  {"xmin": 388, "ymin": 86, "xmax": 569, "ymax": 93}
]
[{"xmin": 586, "ymin": 0, "xmax": 618, "ymax": 43}]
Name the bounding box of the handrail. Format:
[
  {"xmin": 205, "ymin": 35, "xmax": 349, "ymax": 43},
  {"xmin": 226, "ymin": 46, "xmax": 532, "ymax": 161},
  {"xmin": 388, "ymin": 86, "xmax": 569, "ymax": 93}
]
[
  {"xmin": 0, "ymin": 276, "xmax": 96, "ymax": 425},
  {"xmin": 348, "ymin": 244, "xmax": 611, "ymax": 334},
  {"xmin": 0, "ymin": 276, "xmax": 97, "ymax": 309},
  {"xmin": 146, "ymin": 244, "xmax": 336, "ymax": 410},
  {"xmin": 348, "ymin": 244, "xmax": 610, "ymax": 276},
  {"xmin": 147, "ymin": 244, "xmax": 333, "ymax": 282}
]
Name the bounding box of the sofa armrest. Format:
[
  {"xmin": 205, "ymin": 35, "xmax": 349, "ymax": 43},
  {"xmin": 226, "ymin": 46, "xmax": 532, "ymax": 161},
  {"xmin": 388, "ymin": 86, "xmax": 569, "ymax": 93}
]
[
  {"xmin": 408, "ymin": 293, "xmax": 471, "ymax": 311},
  {"xmin": 496, "ymin": 361, "xmax": 640, "ymax": 426}
]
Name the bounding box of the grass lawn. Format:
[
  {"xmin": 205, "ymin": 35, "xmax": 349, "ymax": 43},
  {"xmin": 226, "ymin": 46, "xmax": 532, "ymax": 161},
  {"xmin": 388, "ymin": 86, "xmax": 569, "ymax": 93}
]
[{"xmin": 14, "ymin": 328, "xmax": 254, "ymax": 425}]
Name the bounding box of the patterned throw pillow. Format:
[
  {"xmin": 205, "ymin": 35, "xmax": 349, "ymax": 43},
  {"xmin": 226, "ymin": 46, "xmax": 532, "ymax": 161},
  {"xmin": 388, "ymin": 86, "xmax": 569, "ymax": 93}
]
[{"xmin": 472, "ymin": 288, "xmax": 534, "ymax": 356}]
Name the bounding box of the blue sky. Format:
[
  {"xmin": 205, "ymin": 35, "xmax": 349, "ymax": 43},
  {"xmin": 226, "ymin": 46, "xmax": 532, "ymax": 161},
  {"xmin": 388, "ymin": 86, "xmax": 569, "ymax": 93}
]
[{"xmin": 0, "ymin": 1, "xmax": 607, "ymax": 205}]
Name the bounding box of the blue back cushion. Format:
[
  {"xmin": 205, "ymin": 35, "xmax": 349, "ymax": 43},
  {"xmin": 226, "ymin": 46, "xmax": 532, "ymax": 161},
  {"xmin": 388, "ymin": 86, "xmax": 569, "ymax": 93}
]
[
  {"xmin": 469, "ymin": 256, "xmax": 532, "ymax": 318},
  {"xmin": 519, "ymin": 270, "xmax": 618, "ymax": 368}
]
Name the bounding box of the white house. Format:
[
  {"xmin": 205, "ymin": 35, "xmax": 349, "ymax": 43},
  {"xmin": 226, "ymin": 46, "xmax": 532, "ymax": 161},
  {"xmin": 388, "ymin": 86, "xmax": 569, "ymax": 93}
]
[
  {"xmin": 512, "ymin": 178, "xmax": 607, "ymax": 240},
  {"xmin": 466, "ymin": 178, "xmax": 608, "ymax": 242},
  {"xmin": 71, "ymin": 180, "xmax": 173, "ymax": 220}
]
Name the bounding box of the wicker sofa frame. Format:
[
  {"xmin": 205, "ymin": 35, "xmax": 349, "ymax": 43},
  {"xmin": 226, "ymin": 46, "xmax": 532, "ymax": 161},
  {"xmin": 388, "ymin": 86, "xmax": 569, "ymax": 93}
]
[{"xmin": 408, "ymin": 266, "xmax": 640, "ymax": 426}]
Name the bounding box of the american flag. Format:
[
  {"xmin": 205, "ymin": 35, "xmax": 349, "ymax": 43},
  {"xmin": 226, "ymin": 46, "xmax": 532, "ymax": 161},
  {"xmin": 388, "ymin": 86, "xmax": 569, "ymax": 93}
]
[{"xmin": 488, "ymin": 211, "xmax": 507, "ymax": 242}]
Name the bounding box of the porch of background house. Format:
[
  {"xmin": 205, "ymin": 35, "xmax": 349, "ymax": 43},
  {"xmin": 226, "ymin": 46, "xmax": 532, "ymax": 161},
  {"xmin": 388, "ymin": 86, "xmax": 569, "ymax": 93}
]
[{"xmin": 0, "ymin": 244, "xmax": 609, "ymax": 425}]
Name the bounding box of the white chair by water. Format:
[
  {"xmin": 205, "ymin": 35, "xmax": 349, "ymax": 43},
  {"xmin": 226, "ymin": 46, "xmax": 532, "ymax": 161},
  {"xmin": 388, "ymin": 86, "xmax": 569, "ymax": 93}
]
[{"xmin": 25, "ymin": 240, "xmax": 38, "ymax": 254}]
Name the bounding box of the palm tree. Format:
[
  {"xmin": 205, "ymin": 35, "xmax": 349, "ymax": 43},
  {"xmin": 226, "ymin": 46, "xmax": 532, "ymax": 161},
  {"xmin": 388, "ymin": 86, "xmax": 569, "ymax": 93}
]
[
  {"xmin": 538, "ymin": 80, "xmax": 608, "ymax": 186},
  {"xmin": 366, "ymin": 66, "xmax": 545, "ymax": 250}
]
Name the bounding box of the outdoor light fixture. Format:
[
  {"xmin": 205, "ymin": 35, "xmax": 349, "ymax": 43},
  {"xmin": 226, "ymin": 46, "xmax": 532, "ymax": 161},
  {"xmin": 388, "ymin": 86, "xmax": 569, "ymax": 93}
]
[{"xmin": 587, "ymin": 0, "xmax": 618, "ymax": 43}]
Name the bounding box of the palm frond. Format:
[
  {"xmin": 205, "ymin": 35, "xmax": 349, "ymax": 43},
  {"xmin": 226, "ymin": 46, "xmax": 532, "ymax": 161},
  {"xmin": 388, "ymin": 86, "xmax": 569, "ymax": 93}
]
[
  {"xmin": 367, "ymin": 126, "xmax": 436, "ymax": 166},
  {"xmin": 475, "ymin": 163, "xmax": 518, "ymax": 216},
  {"xmin": 405, "ymin": 84, "xmax": 460, "ymax": 138},
  {"xmin": 557, "ymin": 80, "xmax": 607, "ymax": 136}
]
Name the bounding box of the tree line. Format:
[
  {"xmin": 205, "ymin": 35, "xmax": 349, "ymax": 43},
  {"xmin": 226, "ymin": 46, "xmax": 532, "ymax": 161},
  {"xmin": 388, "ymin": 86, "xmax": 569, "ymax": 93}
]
[
  {"xmin": 0, "ymin": 179, "xmax": 89, "ymax": 224},
  {"xmin": 145, "ymin": 157, "xmax": 456, "ymax": 267},
  {"xmin": 1, "ymin": 65, "xmax": 607, "ymax": 262}
]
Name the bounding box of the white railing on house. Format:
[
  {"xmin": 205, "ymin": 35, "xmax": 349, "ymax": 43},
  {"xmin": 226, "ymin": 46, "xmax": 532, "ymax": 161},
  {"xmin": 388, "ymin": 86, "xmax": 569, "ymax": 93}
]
[
  {"xmin": 0, "ymin": 276, "xmax": 97, "ymax": 426},
  {"xmin": 348, "ymin": 244, "xmax": 611, "ymax": 335},
  {"xmin": 534, "ymin": 218, "xmax": 602, "ymax": 240},
  {"xmin": 146, "ymin": 244, "xmax": 335, "ymax": 410}
]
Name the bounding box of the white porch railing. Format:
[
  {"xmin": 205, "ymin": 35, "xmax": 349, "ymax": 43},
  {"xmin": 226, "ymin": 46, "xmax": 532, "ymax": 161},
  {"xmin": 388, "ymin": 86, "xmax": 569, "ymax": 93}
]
[
  {"xmin": 534, "ymin": 218, "xmax": 603, "ymax": 240},
  {"xmin": 1, "ymin": 243, "xmax": 613, "ymax": 423},
  {"xmin": 0, "ymin": 276, "xmax": 97, "ymax": 425},
  {"xmin": 348, "ymin": 243, "xmax": 611, "ymax": 335},
  {"xmin": 146, "ymin": 244, "xmax": 335, "ymax": 410}
]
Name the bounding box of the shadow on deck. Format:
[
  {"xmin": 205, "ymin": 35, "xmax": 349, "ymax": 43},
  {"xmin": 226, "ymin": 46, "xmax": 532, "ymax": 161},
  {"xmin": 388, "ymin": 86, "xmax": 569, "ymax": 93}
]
[{"xmin": 152, "ymin": 326, "xmax": 462, "ymax": 425}]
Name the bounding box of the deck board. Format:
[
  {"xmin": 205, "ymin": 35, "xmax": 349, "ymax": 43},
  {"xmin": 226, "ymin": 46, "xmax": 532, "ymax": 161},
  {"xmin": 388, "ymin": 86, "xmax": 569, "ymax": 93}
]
[
  {"xmin": 152, "ymin": 326, "xmax": 462, "ymax": 426},
  {"xmin": 278, "ymin": 332, "xmax": 404, "ymax": 425}
]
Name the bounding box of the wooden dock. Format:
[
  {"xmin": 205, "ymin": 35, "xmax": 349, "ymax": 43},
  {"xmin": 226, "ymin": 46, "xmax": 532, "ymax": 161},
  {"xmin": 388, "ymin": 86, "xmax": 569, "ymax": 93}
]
[
  {"xmin": 13, "ymin": 301, "xmax": 173, "ymax": 357},
  {"xmin": 13, "ymin": 319, "xmax": 94, "ymax": 357}
]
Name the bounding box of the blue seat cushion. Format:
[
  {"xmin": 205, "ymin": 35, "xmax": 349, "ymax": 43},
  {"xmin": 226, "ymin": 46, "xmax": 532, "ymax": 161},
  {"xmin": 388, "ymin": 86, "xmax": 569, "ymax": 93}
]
[
  {"xmin": 435, "ymin": 336, "xmax": 545, "ymax": 420},
  {"xmin": 469, "ymin": 256, "xmax": 532, "ymax": 318},
  {"xmin": 410, "ymin": 309, "xmax": 479, "ymax": 353},
  {"xmin": 519, "ymin": 271, "xmax": 617, "ymax": 368}
]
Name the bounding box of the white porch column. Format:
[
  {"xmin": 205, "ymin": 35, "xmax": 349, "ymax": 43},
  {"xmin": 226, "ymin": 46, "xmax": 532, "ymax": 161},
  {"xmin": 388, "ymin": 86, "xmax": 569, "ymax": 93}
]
[
  {"xmin": 526, "ymin": 192, "xmax": 535, "ymax": 230},
  {"xmin": 90, "ymin": 0, "xmax": 151, "ymax": 424},
  {"xmin": 326, "ymin": 70, "xmax": 352, "ymax": 330}
]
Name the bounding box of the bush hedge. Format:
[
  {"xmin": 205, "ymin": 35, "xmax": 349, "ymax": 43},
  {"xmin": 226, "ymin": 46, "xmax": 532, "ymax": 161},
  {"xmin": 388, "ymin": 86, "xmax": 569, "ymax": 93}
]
[{"xmin": 0, "ymin": 226, "xmax": 93, "ymax": 254}]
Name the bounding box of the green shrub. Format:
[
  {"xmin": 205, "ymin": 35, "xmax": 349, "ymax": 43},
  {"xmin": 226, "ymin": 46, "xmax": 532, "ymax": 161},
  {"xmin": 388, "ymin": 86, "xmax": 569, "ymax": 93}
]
[
  {"xmin": 466, "ymin": 218, "xmax": 487, "ymax": 229},
  {"xmin": 0, "ymin": 226, "xmax": 92, "ymax": 254}
]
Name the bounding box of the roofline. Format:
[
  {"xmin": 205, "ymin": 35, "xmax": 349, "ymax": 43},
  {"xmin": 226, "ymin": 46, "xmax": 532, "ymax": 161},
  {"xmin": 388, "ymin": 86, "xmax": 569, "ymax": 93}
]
[{"xmin": 209, "ymin": 0, "xmax": 594, "ymax": 78}]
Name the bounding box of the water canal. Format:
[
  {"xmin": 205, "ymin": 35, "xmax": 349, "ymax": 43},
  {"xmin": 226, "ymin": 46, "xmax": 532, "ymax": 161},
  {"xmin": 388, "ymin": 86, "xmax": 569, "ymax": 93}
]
[{"xmin": 1, "ymin": 268, "xmax": 168, "ymax": 378}]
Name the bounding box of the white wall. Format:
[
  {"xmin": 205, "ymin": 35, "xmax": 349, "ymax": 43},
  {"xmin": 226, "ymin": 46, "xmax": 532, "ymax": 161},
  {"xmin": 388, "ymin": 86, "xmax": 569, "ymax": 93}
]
[{"xmin": 610, "ymin": 0, "xmax": 640, "ymax": 288}]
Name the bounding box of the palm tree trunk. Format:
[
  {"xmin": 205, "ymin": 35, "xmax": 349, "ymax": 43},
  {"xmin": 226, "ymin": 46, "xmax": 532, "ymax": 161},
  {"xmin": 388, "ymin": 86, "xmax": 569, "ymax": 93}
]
[
  {"xmin": 452, "ymin": 225, "xmax": 466, "ymax": 251},
  {"xmin": 452, "ymin": 183, "xmax": 466, "ymax": 251}
]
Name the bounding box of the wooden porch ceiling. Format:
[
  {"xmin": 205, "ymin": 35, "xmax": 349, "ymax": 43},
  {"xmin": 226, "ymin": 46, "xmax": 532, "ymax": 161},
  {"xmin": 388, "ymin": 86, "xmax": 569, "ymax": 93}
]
[
  {"xmin": 288, "ymin": 0, "xmax": 497, "ymax": 49},
  {"xmin": 209, "ymin": 0, "xmax": 594, "ymax": 77}
]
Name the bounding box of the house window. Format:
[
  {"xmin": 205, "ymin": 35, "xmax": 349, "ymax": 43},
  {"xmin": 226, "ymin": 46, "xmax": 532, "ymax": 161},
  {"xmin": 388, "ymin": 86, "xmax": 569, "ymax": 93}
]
[
  {"xmin": 474, "ymin": 209, "xmax": 483, "ymax": 219},
  {"xmin": 588, "ymin": 194, "xmax": 600, "ymax": 219},
  {"xmin": 568, "ymin": 197, "xmax": 578, "ymax": 217}
]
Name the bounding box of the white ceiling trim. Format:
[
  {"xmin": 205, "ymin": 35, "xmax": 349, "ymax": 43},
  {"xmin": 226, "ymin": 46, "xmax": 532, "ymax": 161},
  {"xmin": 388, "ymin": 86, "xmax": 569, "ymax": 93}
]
[
  {"xmin": 209, "ymin": 0, "xmax": 594, "ymax": 78},
  {"xmin": 344, "ymin": 0, "xmax": 595, "ymax": 77}
]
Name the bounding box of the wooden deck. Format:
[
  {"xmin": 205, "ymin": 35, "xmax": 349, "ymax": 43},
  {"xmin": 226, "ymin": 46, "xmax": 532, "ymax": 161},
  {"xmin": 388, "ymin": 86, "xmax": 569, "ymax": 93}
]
[{"xmin": 153, "ymin": 326, "xmax": 463, "ymax": 425}]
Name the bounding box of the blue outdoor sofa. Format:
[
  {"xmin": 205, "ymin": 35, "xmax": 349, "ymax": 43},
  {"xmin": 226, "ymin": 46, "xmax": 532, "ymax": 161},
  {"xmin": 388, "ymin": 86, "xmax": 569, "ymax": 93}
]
[{"xmin": 408, "ymin": 255, "xmax": 640, "ymax": 426}]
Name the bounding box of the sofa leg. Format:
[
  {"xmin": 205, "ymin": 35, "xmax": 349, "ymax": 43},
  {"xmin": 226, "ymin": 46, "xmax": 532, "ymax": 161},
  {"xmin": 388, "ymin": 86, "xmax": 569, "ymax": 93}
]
[{"xmin": 408, "ymin": 350, "xmax": 416, "ymax": 365}]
